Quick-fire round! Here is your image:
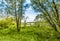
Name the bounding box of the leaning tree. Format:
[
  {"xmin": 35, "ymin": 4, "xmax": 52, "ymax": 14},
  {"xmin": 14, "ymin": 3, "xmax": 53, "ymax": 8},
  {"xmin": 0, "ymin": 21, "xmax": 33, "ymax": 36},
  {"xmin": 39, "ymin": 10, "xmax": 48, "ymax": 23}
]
[{"xmin": 31, "ymin": 0, "xmax": 60, "ymax": 32}]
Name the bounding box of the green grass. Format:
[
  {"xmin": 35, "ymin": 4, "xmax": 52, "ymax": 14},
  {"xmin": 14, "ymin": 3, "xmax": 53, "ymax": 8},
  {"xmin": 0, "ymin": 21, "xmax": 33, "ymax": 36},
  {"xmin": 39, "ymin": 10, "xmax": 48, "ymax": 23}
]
[
  {"xmin": 0, "ymin": 26, "xmax": 59, "ymax": 41},
  {"xmin": 0, "ymin": 27, "xmax": 36, "ymax": 41},
  {"xmin": 0, "ymin": 17, "xmax": 60, "ymax": 41}
]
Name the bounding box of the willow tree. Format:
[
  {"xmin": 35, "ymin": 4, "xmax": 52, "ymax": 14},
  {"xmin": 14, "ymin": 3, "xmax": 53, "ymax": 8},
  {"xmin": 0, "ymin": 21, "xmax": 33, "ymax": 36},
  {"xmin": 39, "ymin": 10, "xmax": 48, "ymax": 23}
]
[
  {"xmin": 31, "ymin": 0, "xmax": 60, "ymax": 32},
  {"xmin": 5, "ymin": 0, "xmax": 28, "ymax": 32}
]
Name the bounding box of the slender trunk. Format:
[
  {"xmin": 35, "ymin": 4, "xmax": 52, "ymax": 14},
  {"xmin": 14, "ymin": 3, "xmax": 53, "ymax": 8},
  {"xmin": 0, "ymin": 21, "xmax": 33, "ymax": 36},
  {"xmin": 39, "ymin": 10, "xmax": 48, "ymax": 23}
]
[
  {"xmin": 15, "ymin": 14, "xmax": 20, "ymax": 32},
  {"xmin": 53, "ymin": 0, "xmax": 59, "ymax": 20},
  {"xmin": 19, "ymin": 17, "xmax": 21, "ymax": 32},
  {"xmin": 15, "ymin": 0, "xmax": 20, "ymax": 32},
  {"xmin": 39, "ymin": 3, "xmax": 59, "ymax": 32},
  {"xmin": 18, "ymin": 13, "xmax": 21, "ymax": 32},
  {"xmin": 7, "ymin": 12, "xmax": 9, "ymax": 18},
  {"xmin": 24, "ymin": 19, "xmax": 26, "ymax": 27},
  {"xmin": 16, "ymin": 17, "xmax": 20, "ymax": 32}
]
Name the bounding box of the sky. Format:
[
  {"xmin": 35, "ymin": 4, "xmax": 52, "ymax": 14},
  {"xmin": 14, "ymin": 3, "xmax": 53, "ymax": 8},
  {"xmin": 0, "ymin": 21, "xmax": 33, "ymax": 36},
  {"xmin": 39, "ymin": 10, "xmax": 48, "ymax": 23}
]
[
  {"xmin": 24, "ymin": 0, "xmax": 38, "ymax": 22},
  {"xmin": 25, "ymin": 6, "xmax": 37, "ymax": 22},
  {"xmin": 0, "ymin": 0, "xmax": 38, "ymax": 22},
  {"xmin": 22, "ymin": 0, "xmax": 57, "ymax": 22},
  {"xmin": 0, "ymin": 0, "xmax": 59, "ymax": 22}
]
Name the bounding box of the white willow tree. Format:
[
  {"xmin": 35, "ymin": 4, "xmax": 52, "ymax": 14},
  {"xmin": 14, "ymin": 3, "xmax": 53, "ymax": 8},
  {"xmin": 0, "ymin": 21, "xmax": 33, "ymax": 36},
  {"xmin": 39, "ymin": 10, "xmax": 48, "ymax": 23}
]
[{"xmin": 5, "ymin": 0, "xmax": 28, "ymax": 32}]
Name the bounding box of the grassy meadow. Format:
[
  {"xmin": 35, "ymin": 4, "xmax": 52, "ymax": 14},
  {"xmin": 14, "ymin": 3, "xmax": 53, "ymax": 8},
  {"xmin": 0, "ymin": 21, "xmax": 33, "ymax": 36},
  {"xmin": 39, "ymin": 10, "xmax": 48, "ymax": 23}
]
[{"xmin": 0, "ymin": 18, "xmax": 59, "ymax": 41}]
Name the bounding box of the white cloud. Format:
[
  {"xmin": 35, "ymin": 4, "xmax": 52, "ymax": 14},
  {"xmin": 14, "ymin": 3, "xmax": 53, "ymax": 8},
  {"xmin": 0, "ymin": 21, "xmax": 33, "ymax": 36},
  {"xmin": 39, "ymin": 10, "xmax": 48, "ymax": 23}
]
[
  {"xmin": 25, "ymin": 13, "xmax": 36, "ymax": 22},
  {"xmin": 26, "ymin": 0, "xmax": 31, "ymax": 4}
]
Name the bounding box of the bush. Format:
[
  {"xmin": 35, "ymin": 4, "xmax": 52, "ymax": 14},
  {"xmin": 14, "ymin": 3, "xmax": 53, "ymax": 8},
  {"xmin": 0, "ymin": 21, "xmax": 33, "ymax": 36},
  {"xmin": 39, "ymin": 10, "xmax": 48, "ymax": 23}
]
[{"xmin": 0, "ymin": 17, "xmax": 16, "ymax": 29}]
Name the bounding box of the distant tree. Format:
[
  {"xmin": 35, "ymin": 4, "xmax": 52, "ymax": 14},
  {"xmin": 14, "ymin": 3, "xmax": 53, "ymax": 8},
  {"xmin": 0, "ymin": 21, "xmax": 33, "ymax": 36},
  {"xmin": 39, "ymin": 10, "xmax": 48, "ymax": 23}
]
[
  {"xmin": 24, "ymin": 16, "xmax": 28, "ymax": 27},
  {"xmin": 34, "ymin": 14, "xmax": 43, "ymax": 27}
]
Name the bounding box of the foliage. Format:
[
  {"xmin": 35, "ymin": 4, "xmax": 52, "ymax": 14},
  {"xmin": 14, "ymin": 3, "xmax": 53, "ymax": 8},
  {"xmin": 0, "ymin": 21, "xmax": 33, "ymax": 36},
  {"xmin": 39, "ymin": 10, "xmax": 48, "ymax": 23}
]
[
  {"xmin": 0, "ymin": 18, "xmax": 59, "ymax": 41},
  {"xmin": 31, "ymin": 0, "xmax": 60, "ymax": 32},
  {"xmin": 0, "ymin": 17, "xmax": 15, "ymax": 29}
]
